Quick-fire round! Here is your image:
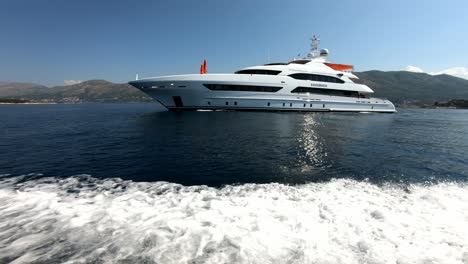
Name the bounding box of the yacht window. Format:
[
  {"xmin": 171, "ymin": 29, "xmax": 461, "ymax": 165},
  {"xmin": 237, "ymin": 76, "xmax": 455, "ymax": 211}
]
[
  {"xmin": 234, "ymin": 102, "xmax": 238, "ymax": 106},
  {"xmin": 288, "ymin": 60, "xmax": 310, "ymax": 65},
  {"xmin": 204, "ymin": 84, "xmax": 282, "ymax": 92},
  {"xmin": 235, "ymin": 69, "xmax": 281, "ymax": 75},
  {"xmin": 226, "ymin": 102, "xmax": 229, "ymax": 105},
  {"xmin": 289, "ymin": 73, "xmax": 344, "ymax": 84},
  {"xmin": 283, "ymin": 103, "xmax": 285, "ymax": 107},
  {"xmin": 291, "ymin": 87, "xmax": 359, "ymax": 97},
  {"xmin": 267, "ymin": 102, "xmax": 270, "ymax": 106},
  {"xmin": 264, "ymin": 63, "xmax": 288, "ymax": 66},
  {"xmin": 290, "ymin": 103, "xmax": 292, "ymax": 107}
]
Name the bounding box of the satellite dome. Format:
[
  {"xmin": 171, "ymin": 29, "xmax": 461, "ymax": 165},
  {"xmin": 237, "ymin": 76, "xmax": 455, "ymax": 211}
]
[{"xmin": 320, "ymin": 49, "xmax": 329, "ymax": 57}]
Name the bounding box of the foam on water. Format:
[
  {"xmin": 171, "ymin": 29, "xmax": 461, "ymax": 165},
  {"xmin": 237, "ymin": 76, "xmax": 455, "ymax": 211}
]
[{"xmin": 0, "ymin": 175, "xmax": 467, "ymax": 264}]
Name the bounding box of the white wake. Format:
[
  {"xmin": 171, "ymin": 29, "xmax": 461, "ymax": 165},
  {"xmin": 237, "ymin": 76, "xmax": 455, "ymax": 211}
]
[{"xmin": 0, "ymin": 175, "xmax": 467, "ymax": 264}]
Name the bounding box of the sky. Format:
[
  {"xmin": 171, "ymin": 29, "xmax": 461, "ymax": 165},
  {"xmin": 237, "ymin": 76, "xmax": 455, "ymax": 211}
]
[{"xmin": 1, "ymin": 0, "xmax": 467, "ymax": 86}]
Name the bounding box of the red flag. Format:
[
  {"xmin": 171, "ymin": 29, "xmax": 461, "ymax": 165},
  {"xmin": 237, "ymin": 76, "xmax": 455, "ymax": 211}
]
[{"xmin": 203, "ymin": 59, "xmax": 208, "ymax": 74}]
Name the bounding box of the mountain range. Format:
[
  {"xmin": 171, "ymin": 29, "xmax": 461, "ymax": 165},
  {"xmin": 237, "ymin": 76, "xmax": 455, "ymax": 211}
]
[
  {"xmin": 0, "ymin": 80, "xmax": 151, "ymax": 103},
  {"xmin": 353, "ymin": 71, "xmax": 468, "ymax": 105},
  {"xmin": 1, "ymin": 71, "xmax": 468, "ymax": 105}
]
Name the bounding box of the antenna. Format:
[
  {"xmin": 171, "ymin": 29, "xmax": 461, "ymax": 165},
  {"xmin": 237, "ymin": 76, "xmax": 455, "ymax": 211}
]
[
  {"xmin": 136, "ymin": 74, "xmax": 139, "ymax": 80},
  {"xmin": 308, "ymin": 35, "xmax": 320, "ymax": 58}
]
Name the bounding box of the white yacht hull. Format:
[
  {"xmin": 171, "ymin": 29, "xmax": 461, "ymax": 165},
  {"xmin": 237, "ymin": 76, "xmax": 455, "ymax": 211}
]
[{"xmin": 130, "ymin": 74, "xmax": 396, "ymax": 113}]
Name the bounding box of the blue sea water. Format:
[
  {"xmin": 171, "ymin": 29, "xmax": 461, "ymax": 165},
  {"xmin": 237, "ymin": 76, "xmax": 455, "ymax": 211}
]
[
  {"xmin": 1, "ymin": 103, "xmax": 467, "ymax": 185},
  {"xmin": 1, "ymin": 104, "xmax": 468, "ymax": 263}
]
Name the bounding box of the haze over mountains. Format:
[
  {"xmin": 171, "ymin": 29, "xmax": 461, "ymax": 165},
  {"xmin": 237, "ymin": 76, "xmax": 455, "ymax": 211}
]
[{"xmin": 1, "ymin": 71, "xmax": 468, "ymax": 105}]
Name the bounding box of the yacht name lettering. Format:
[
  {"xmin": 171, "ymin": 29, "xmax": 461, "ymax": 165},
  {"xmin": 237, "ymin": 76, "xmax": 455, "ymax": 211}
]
[{"xmin": 310, "ymin": 83, "xmax": 328, "ymax": 88}]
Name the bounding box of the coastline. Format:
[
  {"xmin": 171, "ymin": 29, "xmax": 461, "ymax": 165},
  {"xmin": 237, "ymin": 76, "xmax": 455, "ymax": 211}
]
[
  {"xmin": 1, "ymin": 102, "xmax": 467, "ymax": 110},
  {"xmin": 0, "ymin": 102, "xmax": 57, "ymax": 105}
]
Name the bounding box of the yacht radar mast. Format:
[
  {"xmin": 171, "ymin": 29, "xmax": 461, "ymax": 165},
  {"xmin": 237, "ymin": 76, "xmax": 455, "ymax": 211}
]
[
  {"xmin": 306, "ymin": 35, "xmax": 329, "ymax": 62},
  {"xmin": 308, "ymin": 35, "xmax": 321, "ymax": 58}
]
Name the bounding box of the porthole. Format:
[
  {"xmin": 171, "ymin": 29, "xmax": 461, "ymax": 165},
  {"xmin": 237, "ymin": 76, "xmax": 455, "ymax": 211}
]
[
  {"xmin": 226, "ymin": 102, "xmax": 229, "ymax": 105},
  {"xmin": 267, "ymin": 102, "xmax": 271, "ymax": 106},
  {"xmin": 234, "ymin": 101, "xmax": 238, "ymax": 106},
  {"xmin": 303, "ymin": 103, "xmax": 306, "ymax": 107},
  {"xmin": 290, "ymin": 103, "xmax": 292, "ymax": 107},
  {"xmin": 310, "ymin": 103, "xmax": 313, "ymax": 107},
  {"xmin": 283, "ymin": 103, "xmax": 285, "ymax": 107},
  {"xmin": 323, "ymin": 104, "xmax": 325, "ymax": 108},
  {"xmin": 208, "ymin": 101, "xmax": 211, "ymax": 105}
]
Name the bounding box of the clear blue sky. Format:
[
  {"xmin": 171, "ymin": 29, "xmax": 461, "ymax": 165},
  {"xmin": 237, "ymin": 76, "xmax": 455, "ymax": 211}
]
[{"xmin": 1, "ymin": 0, "xmax": 467, "ymax": 86}]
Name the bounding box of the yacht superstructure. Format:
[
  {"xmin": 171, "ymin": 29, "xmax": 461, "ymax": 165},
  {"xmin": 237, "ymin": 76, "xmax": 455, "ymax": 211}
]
[{"xmin": 129, "ymin": 36, "xmax": 395, "ymax": 113}]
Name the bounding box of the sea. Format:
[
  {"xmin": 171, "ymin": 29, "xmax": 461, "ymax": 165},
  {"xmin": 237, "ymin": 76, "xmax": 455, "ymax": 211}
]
[{"xmin": 0, "ymin": 103, "xmax": 467, "ymax": 264}]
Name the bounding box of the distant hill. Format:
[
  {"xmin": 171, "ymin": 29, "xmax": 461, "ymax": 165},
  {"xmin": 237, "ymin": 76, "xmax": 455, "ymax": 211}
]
[
  {"xmin": 0, "ymin": 82, "xmax": 48, "ymax": 97},
  {"xmin": 1, "ymin": 71, "xmax": 468, "ymax": 105},
  {"xmin": 354, "ymin": 71, "xmax": 468, "ymax": 105},
  {"xmin": 0, "ymin": 80, "xmax": 152, "ymax": 103}
]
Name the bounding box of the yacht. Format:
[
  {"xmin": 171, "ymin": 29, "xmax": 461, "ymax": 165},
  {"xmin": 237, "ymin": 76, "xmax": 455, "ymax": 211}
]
[{"xmin": 129, "ymin": 36, "xmax": 395, "ymax": 113}]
